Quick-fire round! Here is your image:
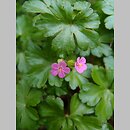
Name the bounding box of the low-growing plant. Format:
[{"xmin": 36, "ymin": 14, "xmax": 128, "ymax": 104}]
[{"xmin": 16, "ymin": 0, "xmax": 114, "ymax": 130}]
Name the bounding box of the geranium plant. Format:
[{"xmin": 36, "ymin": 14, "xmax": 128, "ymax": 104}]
[{"xmin": 16, "ymin": 0, "xmax": 114, "ymax": 130}]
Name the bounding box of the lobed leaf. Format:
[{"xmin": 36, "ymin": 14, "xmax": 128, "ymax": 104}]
[
  {"xmin": 65, "ymin": 69, "xmax": 88, "ymax": 90},
  {"xmin": 79, "ymin": 66, "xmax": 114, "ymax": 121},
  {"xmin": 23, "ymin": 0, "xmax": 100, "ymax": 54},
  {"xmin": 16, "ymin": 79, "xmax": 42, "ymax": 129},
  {"xmin": 102, "ymin": 0, "xmax": 114, "ymax": 29}
]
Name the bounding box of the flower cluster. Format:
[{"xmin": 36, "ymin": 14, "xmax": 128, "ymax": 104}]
[{"xmin": 51, "ymin": 57, "xmax": 87, "ymax": 78}]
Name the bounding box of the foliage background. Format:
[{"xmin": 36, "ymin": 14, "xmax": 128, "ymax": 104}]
[{"xmin": 16, "ymin": 0, "xmax": 114, "ymax": 130}]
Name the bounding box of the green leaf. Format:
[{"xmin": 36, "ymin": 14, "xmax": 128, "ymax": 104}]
[
  {"xmin": 26, "ymin": 43, "xmax": 56, "ymax": 88},
  {"xmin": 24, "ymin": 0, "xmax": 100, "ymax": 54},
  {"xmin": 38, "ymin": 96, "xmax": 66, "ymax": 129},
  {"xmin": 48, "ymin": 73, "xmax": 63, "ymax": 87},
  {"xmin": 65, "ymin": 69, "xmax": 88, "ymax": 90},
  {"xmin": 17, "ymin": 107, "xmax": 38, "ymax": 130},
  {"xmin": 55, "ymin": 88, "xmax": 68, "ymax": 96},
  {"xmin": 26, "ymin": 41, "xmax": 56, "ymax": 65},
  {"xmin": 74, "ymin": 29, "xmax": 99, "ymax": 50},
  {"xmin": 52, "ymin": 26, "xmax": 76, "ymax": 54},
  {"xmin": 16, "ymin": 15, "xmax": 35, "ymax": 43},
  {"xmin": 104, "ymin": 15, "xmax": 114, "ymax": 30},
  {"xmin": 102, "ymin": 123, "xmax": 114, "ymax": 130},
  {"xmin": 26, "ymin": 89, "xmax": 42, "ymax": 106},
  {"xmin": 79, "ymin": 86, "xmax": 114, "ymax": 121},
  {"xmin": 71, "ymin": 116, "xmax": 102, "ymax": 130},
  {"xmin": 99, "ymin": 30, "xmax": 114, "ymax": 44},
  {"xmin": 102, "ymin": 0, "xmax": 114, "ymax": 15},
  {"xmin": 16, "ymin": 15, "xmax": 29, "ymax": 37},
  {"xmin": 17, "ymin": 52, "xmax": 29, "ymax": 73},
  {"xmin": 95, "ymin": 90, "xmax": 114, "ymax": 121},
  {"xmin": 46, "ymin": 117, "xmax": 67, "ymax": 130},
  {"xmin": 81, "ymin": 63, "xmax": 94, "ymax": 78},
  {"xmin": 39, "ymin": 96, "xmax": 64, "ymax": 117},
  {"xmin": 102, "ymin": 0, "xmax": 114, "ymax": 29},
  {"xmin": 82, "ymin": 82, "xmax": 95, "ymax": 91},
  {"xmin": 16, "ymin": 79, "xmax": 42, "ymax": 129},
  {"xmin": 17, "ymin": 0, "xmax": 114, "ymax": 129},
  {"xmin": 91, "ymin": 44, "xmax": 113, "ymax": 57},
  {"xmin": 79, "ymin": 66, "xmax": 114, "ymax": 121},
  {"xmin": 28, "ymin": 64, "xmax": 50, "ymax": 88},
  {"xmin": 45, "ymin": 84, "xmax": 68, "ymax": 97},
  {"xmin": 16, "ymin": 15, "xmax": 25, "ymax": 37},
  {"xmin": 79, "ymin": 85, "xmax": 104, "ymax": 105},
  {"xmin": 26, "ymin": 107, "xmax": 39, "ymax": 121},
  {"xmin": 70, "ymin": 93, "xmax": 94, "ymax": 116},
  {"xmin": 103, "ymin": 56, "xmax": 114, "ymax": 70},
  {"xmin": 38, "ymin": 94, "xmax": 102, "ymax": 130},
  {"xmin": 78, "ymin": 48, "xmax": 91, "ymax": 57},
  {"xmin": 23, "ymin": 0, "xmax": 51, "ymax": 14},
  {"xmin": 92, "ymin": 66, "xmax": 114, "ymax": 88},
  {"xmin": 61, "ymin": 118, "xmax": 74, "ymax": 130}
]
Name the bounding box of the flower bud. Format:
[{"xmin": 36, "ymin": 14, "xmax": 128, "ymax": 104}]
[
  {"xmin": 67, "ymin": 60, "xmax": 75, "ymax": 68},
  {"xmin": 57, "ymin": 59, "xmax": 64, "ymax": 63}
]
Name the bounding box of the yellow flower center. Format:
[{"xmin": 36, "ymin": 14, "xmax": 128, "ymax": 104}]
[
  {"xmin": 78, "ymin": 63, "xmax": 83, "ymax": 68},
  {"xmin": 79, "ymin": 63, "xmax": 82, "ymax": 67}
]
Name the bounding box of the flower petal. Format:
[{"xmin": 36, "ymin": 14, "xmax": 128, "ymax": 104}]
[
  {"xmin": 51, "ymin": 70, "xmax": 58, "ymax": 76},
  {"xmin": 82, "ymin": 64, "xmax": 87, "ymax": 71},
  {"xmin": 80, "ymin": 57, "xmax": 86, "ymax": 64},
  {"xmin": 77, "ymin": 57, "xmax": 80, "ymax": 63},
  {"xmin": 75, "ymin": 62, "xmax": 87, "ymax": 74},
  {"xmin": 59, "ymin": 61, "xmax": 67, "ymax": 67},
  {"xmin": 75, "ymin": 67, "xmax": 85, "ymax": 74},
  {"xmin": 51, "ymin": 63, "xmax": 59, "ymax": 69},
  {"xmin": 58, "ymin": 71, "xmax": 65, "ymax": 78},
  {"xmin": 63, "ymin": 67, "xmax": 70, "ymax": 74},
  {"xmin": 75, "ymin": 62, "xmax": 79, "ymax": 69}
]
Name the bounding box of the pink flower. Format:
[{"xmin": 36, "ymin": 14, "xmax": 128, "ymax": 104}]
[
  {"xmin": 75, "ymin": 57, "xmax": 87, "ymax": 74},
  {"xmin": 51, "ymin": 61, "xmax": 70, "ymax": 78}
]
